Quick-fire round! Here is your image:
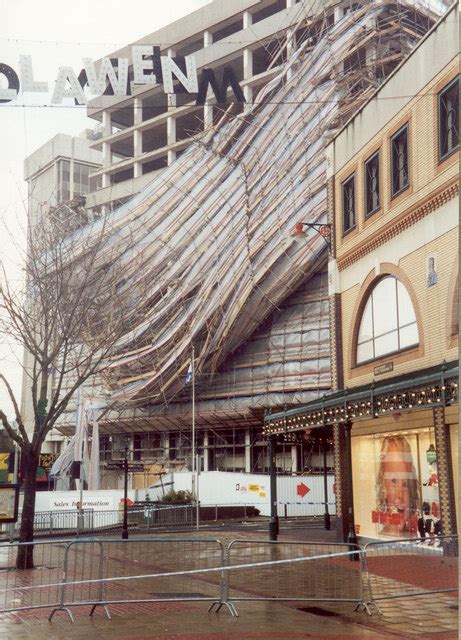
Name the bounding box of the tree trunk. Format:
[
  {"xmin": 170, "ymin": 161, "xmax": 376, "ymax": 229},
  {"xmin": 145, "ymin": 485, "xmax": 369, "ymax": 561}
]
[{"xmin": 16, "ymin": 448, "xmax": 39, "ymax": 570}]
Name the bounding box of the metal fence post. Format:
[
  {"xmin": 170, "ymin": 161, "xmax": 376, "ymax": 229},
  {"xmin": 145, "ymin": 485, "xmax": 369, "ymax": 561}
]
[
  {"xmin": 48, "ymin": 541, "xmax": 75, "ymax": 623},
  {"xmin": 89, "ymin": 540, "xmax": 111, "ymax": 620},
  {"xmin": 209, "ymin": 541, "xmax": 238, "ymax": 617}
]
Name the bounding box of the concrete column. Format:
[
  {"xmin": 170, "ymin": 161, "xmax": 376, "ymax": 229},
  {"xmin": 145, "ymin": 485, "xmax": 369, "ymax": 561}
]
[
  {"xmin": 243, "ymin": 10, "xmax": 252, "ymax": 29},
  {"xmin": 69, "ymin": 136, "xmax": 74, "ymax": 199},
  {"xmin": 53, "ymin": 161, "xmax": 59, "ymax": 208},
  {"xmin": 167, "ymin": 92, "xmax": 177, "ymax": 165},
  {"xmin": 167, "ymin": 114, "xmax": 176, "ymax": 165},
  {"xmin": 243, "ymin": 47, "xmax": 252, "ymax": 80},
  {"xmin": 133, "ymin": 97, "xmax": 143, "ymax": 178},
  {"xmin": 203, "ymin": 431, "xmax": 209, "ymax": 472},
  {"xmin": 291, "ymin": 445, "xmax": 298, "ymax": 473},
  {"xmin": 243, "ymin": 47, "xmax": 253, "ymax": 103},
  {"xmin": 285, "ymin": 1, "xmax": 295, "ymax": 80},
  {"xmin": 334, "ymin": 6, "xmax": 344, "ymax": 22},
  {"xmin": 286, "ymin": 28, "xmax": 294, "ymax": 80},
  {"xmin": 245, "ymin": 429, "xmax": 251, "ymax": 472},
  {"xmin": 203, "ymin": 104, "xmax": 213, "ymax": 130},
  {"xmin": 204, "ymin": 30, "xmax": 213, "ymax": 47},
  {"xmin": 162, "ymin": 432, "xmax": 170, "ymax": 464},
  {"xmin": 102, "ymin": 110, "xmax": 111, "ymax": 189}
]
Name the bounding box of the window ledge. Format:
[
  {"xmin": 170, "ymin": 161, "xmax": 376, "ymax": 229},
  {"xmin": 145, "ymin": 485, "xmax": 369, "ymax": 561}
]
[{"xmin": 349, "ymin": 344, "xmax": 422, "ymax": 379}]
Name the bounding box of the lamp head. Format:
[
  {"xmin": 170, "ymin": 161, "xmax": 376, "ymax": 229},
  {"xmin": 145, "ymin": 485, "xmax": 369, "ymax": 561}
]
[{"xmin": 291, "ymin": 222, "xmax": 307, "ymax": 239}]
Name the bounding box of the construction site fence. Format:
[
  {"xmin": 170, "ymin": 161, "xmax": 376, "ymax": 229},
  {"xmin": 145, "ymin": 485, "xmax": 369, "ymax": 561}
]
[{"xmin": 0, "ymin": 535, "xmax": 457, "ymax": 622}]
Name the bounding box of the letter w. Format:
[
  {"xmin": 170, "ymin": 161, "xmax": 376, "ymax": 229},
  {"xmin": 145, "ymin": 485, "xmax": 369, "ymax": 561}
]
[{"xmin": 83, "ymin": 57, "xmax": 129, "ymax": 97}]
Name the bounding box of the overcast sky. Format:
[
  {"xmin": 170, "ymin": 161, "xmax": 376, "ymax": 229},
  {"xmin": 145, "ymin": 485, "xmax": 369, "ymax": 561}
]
[{"xmin": 0, "ymin": 0, "xmax": 209, "ymax": 419}]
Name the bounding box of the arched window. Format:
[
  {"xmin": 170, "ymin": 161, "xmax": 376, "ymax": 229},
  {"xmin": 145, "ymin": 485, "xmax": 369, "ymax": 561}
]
[{"xmin": 356, "ymin": 276, "xmax": 418, "ymax": 364}]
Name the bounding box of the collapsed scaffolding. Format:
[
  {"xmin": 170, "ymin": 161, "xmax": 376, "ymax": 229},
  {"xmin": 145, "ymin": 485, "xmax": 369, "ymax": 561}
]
[{"xmin": 54, "ymin": 0, "xmax": 442, "ymax": 435}]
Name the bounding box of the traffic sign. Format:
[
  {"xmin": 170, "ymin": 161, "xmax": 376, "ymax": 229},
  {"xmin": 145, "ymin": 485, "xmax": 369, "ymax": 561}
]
[{"xmin": 297, "ymin": 482, "xmax": 310, "ymax": 498}]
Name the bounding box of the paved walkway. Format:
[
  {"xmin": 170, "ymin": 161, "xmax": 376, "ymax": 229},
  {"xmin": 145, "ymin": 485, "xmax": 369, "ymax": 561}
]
[
  {"xmin": 0, "ymin": 597, "xmax": 457, "ymax": 639},
  {"xmin": 0, "ymin": 523, "xmax": 457, "ymax": 639}
]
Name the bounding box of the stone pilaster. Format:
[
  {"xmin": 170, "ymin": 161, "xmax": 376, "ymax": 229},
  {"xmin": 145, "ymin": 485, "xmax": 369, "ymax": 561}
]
[{"xmin": 433, "ymin": 406, "xmax": 457, "ymax": 536}]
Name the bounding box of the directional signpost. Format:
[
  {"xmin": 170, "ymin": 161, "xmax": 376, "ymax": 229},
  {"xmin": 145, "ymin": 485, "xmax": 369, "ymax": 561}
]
[
  {"xmin": 107, "ymin": 453, "xmax": 145, "ymax": 539},
  {"xmin": 106, "ymin": 461, "xmax": 145, "ymax": 473}
]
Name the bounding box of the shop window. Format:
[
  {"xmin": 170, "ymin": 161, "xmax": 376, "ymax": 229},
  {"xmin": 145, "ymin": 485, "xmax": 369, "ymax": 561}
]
[
  {"xmin": 364, "ymin": 151, "xmax": 380, "ymax": 216},
  {"xmin": 356, "ymin": 276, "xmax": 418, "ymax": 364},
  {"xmin": 342, "ymin": 174, "xmax": 355, "ymax": 233},
  {"xmin": 438, "ymin": 77, "xmax": 459, "ymax": 161},
  {"xmin": 391, "ymin": 124, "xmax": 409, "ymax": 197},
  {"xmin": 354, "ymin": 430, "xmax": 440, "ymax": 540}
]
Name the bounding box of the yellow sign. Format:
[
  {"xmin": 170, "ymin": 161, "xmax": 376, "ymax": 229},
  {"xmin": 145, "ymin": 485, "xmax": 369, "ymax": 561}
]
[
  {"xmin": 0, "ymin": 453, "xmax": 11, "ymax": 483},
  {"xmin": 259, "ymin": 492, "xmax": 266, "ymax": 497},
  {"xmin": 248, "ymin": 484, "xmax": 260, "ymax": 492}
]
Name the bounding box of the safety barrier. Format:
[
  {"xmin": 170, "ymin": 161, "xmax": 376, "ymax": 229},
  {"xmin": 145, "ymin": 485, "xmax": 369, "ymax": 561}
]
[
  {"xmin": 363, "ymin": 535, "xmax": 459, "ymax": 613},
  {"xmin": 0, "ymin": 539, "xmax": 72, "ymax": 615},
  {"xmin": 213, "ymin": 539, "xmax": 366, "ymax": 615},
  {"xmin": 0, "ymin": 536, "xmax": 457, "ymax": 622}
]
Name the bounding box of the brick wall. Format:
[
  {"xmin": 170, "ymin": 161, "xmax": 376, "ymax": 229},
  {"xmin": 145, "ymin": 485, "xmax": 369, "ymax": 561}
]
[{"xmin": 330, "ymin": 60, "xmax": 459, "ymax": 390}]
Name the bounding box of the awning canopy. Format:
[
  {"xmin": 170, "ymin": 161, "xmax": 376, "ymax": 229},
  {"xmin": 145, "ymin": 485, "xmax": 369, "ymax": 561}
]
[{"xmin": 264, "ymin": 361, "xmax": 458, "ymax": 435}]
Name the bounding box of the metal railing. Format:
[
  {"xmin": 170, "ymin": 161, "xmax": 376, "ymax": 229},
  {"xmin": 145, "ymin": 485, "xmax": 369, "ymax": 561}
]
[
  {"xmin": 15, "ymin": 505, "xmax": 197, "ymax": 538},
  {"xmin": 0, "ymin": 539, "xmax": 72, "ymax": 615},
  {"xmin": 0, "ymin": 535, "xmax": 457, "ymax": 622},
  {"xmin": 2, "ymin": 504, "xmax": 264, "ymax": 539},
  {"xmin": 363, "ymin": 535, "xmax": 459, "ymax": 613},
  {"xmin": 216, "ymin": 539, "xmax": 366, "ymax": 613},
  {"xmin": 48, "ymin": 536, "xmax": 226, "ymax": 621}
]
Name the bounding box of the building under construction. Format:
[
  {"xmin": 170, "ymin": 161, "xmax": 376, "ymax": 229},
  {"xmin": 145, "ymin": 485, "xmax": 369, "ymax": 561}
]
[{"xmin": 47, "ymin": 0, "xmax": 449, "ymax": 488}]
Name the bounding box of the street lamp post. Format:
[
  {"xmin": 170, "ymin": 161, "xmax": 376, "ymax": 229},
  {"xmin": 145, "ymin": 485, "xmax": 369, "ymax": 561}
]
[
  {"xmin": 268, "ymin": 434, "xmax": 279, "ymax": 541},
  {"xmin": 122, "ymin": 444, "xmax": 129, "ymax": 540},
  {"xmin": 344, "ymin": 422, "xmax": 358, "ymax": 559}
]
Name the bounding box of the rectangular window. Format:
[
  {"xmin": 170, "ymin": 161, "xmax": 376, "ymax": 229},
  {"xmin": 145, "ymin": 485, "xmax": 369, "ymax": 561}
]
[
  {"xmin": 365, "ymin": 151, "xmax": 380, "ymax": 216},
  {"xmin": 438, "ymin": 77, "xmax": 459, "ymax": 161},
  {"xmin": 391, "ymin": 124, "xmax": 409, "ymax": 197},
  {"xmin": 342, "ymin": 174, "xmax": 355, "ymax": 233}
]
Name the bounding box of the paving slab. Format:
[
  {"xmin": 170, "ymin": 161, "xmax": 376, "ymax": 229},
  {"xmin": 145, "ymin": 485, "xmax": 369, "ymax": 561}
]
[{"xmin": 0, "ymin": 524, "xmax": 457, "ymax": 639}]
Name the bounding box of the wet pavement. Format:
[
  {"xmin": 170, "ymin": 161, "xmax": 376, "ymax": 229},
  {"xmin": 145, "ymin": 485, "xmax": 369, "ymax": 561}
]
[{"xmin": 0, "ymin": 520, "xmax": 457, "ymax": 639}]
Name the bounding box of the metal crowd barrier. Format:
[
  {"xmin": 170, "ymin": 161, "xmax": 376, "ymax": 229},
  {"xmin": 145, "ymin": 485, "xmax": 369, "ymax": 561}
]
[
  {"xmin": 213, "ymin": 539, "xmax": 366, "ymax": 615},
  {"xmin": 0, "ymin": 539, "xmax": 72, "ymax": 615},
  {"xmin": 362, "ymin": 535, "xmax": 459, "ymax": 613},
  {"xmin": 0, "ymin": 536, "xmax": 457, "ymax": 622},
  {"xmin": 48, "ymin": 537, "xmax": 226, "ymax": 621}
]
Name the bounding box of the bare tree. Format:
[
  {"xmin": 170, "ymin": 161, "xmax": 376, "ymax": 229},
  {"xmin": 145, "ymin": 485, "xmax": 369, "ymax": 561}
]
[{"xmin": 0, "ymin": 210, "xmax": 134, "ymax": 568}]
